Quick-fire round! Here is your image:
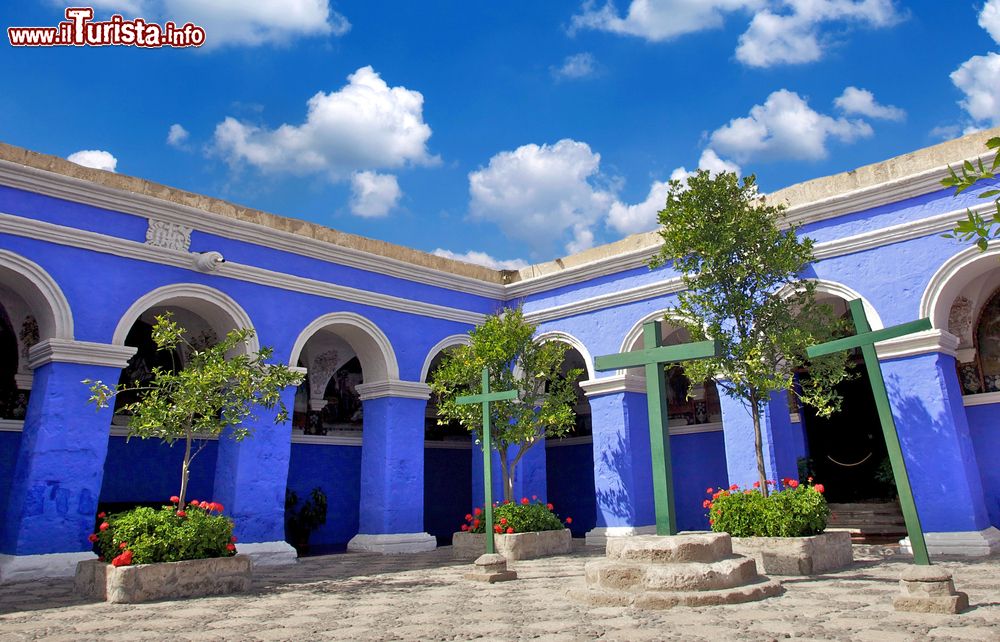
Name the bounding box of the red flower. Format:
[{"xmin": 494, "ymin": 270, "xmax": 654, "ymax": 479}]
[
  {"xmin": 521, "ymin": 497, "xmax": 529, "ymax": 505},
  {"xmin": 461, "ymin": 524, "xmax": 469, "ymax": 531},
  {"xmin": 788, "ymin": 479, "xmax": 799, "ymax": 489},
  {"xmin": 169, "ymin": 496, "xmax": 180, "ymax": 504},
  {"xmin": 111, "ymin": 550, "xmax": 133, "ymax": 567},
  {"xmin": 708, "ymin": 519, "xmax": 714, "ymax": 526},
  {"xmin": 119, "ymin": 542, "xmax": 128, "ymax": 550},
  {"xmin": 753, "ymin": 481, "xmax": 760, "ymax": 488},
  {"xmin": 474, "ymin": 507, "xmax": 482, "ymax": 516},
  {"xmin": 226, "ymin": 543, "xmax": 236, "ymax": 552},
  {"xmin": 730, "ymin": 484, "xmax": 739, "ymax": 491},
  {"xmin": 744, "ymin": 490, "xmax": 753, "ymax": 495},
  {"xmin": 702, "ymin": 500, "xmax": 712, "ymax": 509},
  {"xmin": 807, "ymin": 476, "xmax": 814, "ymax": 483},
  {"xmin": 506, "ymin": 527, "xmax": 514, "ymax": 534},
  {"xmin": 706, "ymin": 487, "xmax": 714, "ymax": 494},
  {"xmin": 473, "ymin": 519, "xmax": 480, "ymax": 528},
  {"xmin": 99, "ymin": 522, "xmax": 109, "ymax": 531},
  {"xmin": 767, "ymin": 480, "xmax": 775, "ymax": 485},
  {"xmin": 814, "ymin": 484, "xmax": 825, "ymax": 494},
  {"xmin": 97, "ymin": 512, "xmax": 106, "ymax": 519},
  {"xmin": 494, "ymin": 525, "xmax": 502, "ymax": 533},
  {"xmin": 215, "ymin": 503, "xmax": 224, "ymax": 512},
  {"xmin": 546, "ymin": 503, "xmax": 553, "ymax": 511},
  {"xmin": 499, "ymin": 517, "xmax": 507, "ymax": 525},
  {"xmin": 565, "ymin": 517, "xmax": 572, "ymax": 524},
  {"xmin": 231, "ymin": 535, "xmax": 238, "ymax": 543},
  {"xmin": 465, "ymin": 513, "xmax": 473, "ymax": 522},
  {"xmin": 531, "ymin": 495, "xmax": 537, "ymax": 501},
  {"xmin": 176, "ymin": 510, "xmax": 187, "ymax": 518},
  {"xmin": 88, "ymin": 533, "xmax": 98, "ymax": 543}
]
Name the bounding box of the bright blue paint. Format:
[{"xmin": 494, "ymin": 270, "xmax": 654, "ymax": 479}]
[
  {"xmin": 0, "ymin": 432, "xmax": 20, "ymax": 528},
  {"xmin": 545, "ymin": 441, "xmax": 595, "ymax": 536},
  {"xmin": 285, "ymin": 442, "xmax": 362, "ymax": 548},
  {"xmin": 589, "ymin": 391, "xmax": 654, "ymax": 529},
  {"xmin": 100, "ymin": 437, "xmax": 217, "ymax": 505},
  {"xmin": 966, "ymin": 402, "xmax": 1000, "ymax": 528},
  {"xmin": 671, "ymin": 431, "xmax": 729, "ymax": 531},
  {"xmin": 423, "ymin": 447, "xmax": 471, "ymax": 544},
  {"xmin": 1, "ymin": 362, "xmax": 119, "ymax": 555},
  {"xmin": 0, "ymin": 186, "xmax": 149, "ymax": 243}
]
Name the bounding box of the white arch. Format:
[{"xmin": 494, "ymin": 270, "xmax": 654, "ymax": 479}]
[
  {"xmin": 536, "ymin": 330, "xmax": 597, "ymax": 380},
  {"xmin": 777, "ymin": 279, "xmax": 884, "ymax": 330},
  {"xmin": 619, "ymin": 309, "xmax": 692, "ymax": 354},
  {"xmin": 113, "ymin": 283, "xmax": 259, "ymax": 353},
  {"xmin": 921, "ymin": 245, "xmax": 1000, "ymax": 330},
  {"xmin": 0, "ymin": 250, "xmax": 74, "ymax": 340},
  {"xmin": 288, "ymin": 311, "xmax": 399, "ymax": 383},
  {"xmin": 419, "ymin": 334, "xmax": 471, "ymax": 383}
]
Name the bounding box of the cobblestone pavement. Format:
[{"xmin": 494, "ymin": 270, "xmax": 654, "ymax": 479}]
[{"xmin": 1, "ymin": 544, "xmax": 998, "ymax": 641}]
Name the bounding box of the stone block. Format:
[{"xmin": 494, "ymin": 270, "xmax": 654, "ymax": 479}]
[
  {"xmin": 605, "ymin": 533, "xmax": 732, "ymax": 564},
  {"xmin": 893, "ymin": 566, "xmax": 969, "ymax": 614},
  {"xmin": 465, "ymin": 553, "xmax": 517, "ymax": 583},
  {"xmin": 452, "ymin": 529, "xmax": 572, "ymax": 561},
  {"xmin": 731, "ymin": 531, "xmax": 853, "ymax": 575},
  {"xmin": 76, "ymin": 555, "xmax": 252, "ymax": 604}
]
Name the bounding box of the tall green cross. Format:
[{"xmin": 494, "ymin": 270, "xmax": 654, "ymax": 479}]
[
  {"xmin": 456, "ymin": 367, "xmax": 518, "ymax": 554},
  {"xmin": 594, "ymin": 322, "xmax": 721, "ymax": 536},
  {"xmin": 806, "ymin": 299, "xmax": 932, "ymax": 565}
]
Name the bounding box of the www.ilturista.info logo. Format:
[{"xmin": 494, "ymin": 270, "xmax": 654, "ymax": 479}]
[{"xmin": 8, "ymin": 7, "xmax": 206, "ymax": 48}]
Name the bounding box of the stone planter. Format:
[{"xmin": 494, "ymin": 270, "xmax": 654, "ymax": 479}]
[
  {"xmin": 731, "ymin": 531, "xmax": 853, "ymax": 576},
  {"xmin": 452, "ymin": 529, "xmax": 572, "ymax": 561},
  {"xmin": 75, "ymin": 554, "xmax": 252, "ymax": 603}
]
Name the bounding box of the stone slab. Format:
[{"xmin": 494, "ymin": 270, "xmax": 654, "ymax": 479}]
[
  {"xmin": 605, "ymin": 533, "xmax": 733, "ymax": 564},
  {"xmin": 452, "ymin": 529, "xmax": 571, "ymax": 561},
  {"xmin": 570, "ymin": 577, "xmax": 784, "ymax": 609},
  {"xmin": 731, "ymin": 531, "xmax": 853, "ymax": 575}
]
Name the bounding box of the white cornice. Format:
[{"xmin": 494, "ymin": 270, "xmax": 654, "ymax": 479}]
[
  {"xmin": 0, "ymin": 212, "xmax": 484, "ymax": 325},
  {"xmin": 507, "ymin": 245, "xmax": 657, "ymax": 299},
  {"xmin": 963, "ymin": 391, "xmax": 1000, "ymax": 407},
  {"xmin": 0, "ymin": 159, "xmax": 505, "ymax": 299},
  {"xmin": 27, "ymin": 339, "xmax": 136, "ymax": 369},
  {"xmin": 579, "ymin": 374, "xmax": 647, "ymax": 397},
  {"xmin": 356, "ymin": 380, "xmax": 432, "ymax": 401},
  {"xmin": 874, "ymin": 329, "xmax": 960, "ymax": 361},
  {"xmin": 524, "ymin": 277, "xmax": 684, "ymax": 324},
  {"xmin": 669, "ymin": 421, "xmax": 723, "ymax": 435}
]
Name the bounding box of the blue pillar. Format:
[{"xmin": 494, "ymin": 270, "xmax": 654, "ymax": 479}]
[
  {"xmin": 0, "ymin": 340, "xmax": 133, "ymax": 581},
  {"xmin": 719, "ymin": 388, "xmax": 799, "ymax": 488},
  {"xmin": 214, "ymin": 382, "xmax": 299, "ymax": 564},
  {"xmin": 347, "ymin": 381, "xmax": 436, "ymax": 553},
  {"xmin": 509, "ymin": 440, "xmax": 548, "ymax": 503},
  {"xmin": 582, "ymin": 376, "xmax": 655, "ymax": 542}
]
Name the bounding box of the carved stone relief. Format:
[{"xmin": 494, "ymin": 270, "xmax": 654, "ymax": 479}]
[{"xmin": 145, "ymin": 219, "xmax": 192, "ymax": 252}]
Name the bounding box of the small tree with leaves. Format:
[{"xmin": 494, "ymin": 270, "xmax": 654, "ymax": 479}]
[
  {"xmin": 942, "ymin": 136, "xmax": 1000, "ymax": 251},
  {"xmin": 85, "ymin": 313, "xmax": 304, "ymax": 507},
  {"xmin": 429, "ymin": 308, "xmax": 581, "ymax": 502},
  {"xmin": 651, "ymin": 170, "xmax": 852, "ymax": 496}
]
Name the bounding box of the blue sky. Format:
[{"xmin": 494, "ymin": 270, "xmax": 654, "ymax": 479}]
[{"xmin": 2, "ymin": 1, "xmax": 1000, "ymax": 268}]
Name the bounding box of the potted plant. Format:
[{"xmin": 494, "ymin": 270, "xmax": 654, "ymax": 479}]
[
  {"xmin": 704, "ymin": 478, "xmax": 853, "ymax": 575},
  {"xmin": 452, "ymin": 497, "xmax": 573, "ymax": 560},
  {"xmin": 77, "ymin": 313, "xmax": 303, "ymax": 602},
  {"xmin": 285, "ymin": 487, "xmax": 328, "ymax": 555}
]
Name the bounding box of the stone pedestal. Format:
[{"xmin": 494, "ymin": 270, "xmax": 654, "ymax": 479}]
[
  {"xmin": 452, "ymin": 529, "xmax": 571, "ymax": 561},
  {"xmin": 571, "ymin": 532, "xmax": 781, "ymax": 608},
  {"xmin": 731, "ymin": 531, "xmax": 854, "ymax": 575},
  {"xmin": 465, "ymin": 553, "xmax": 517, "ymax": 583},
  {"xmin": 892, "ymin": 566, "xmax": 969, "ymax": 614}
]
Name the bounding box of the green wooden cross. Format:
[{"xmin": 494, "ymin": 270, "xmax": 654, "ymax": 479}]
[
  {"xmin": 806, "ymin": 299, "xmax": 932, "ymax": 565},
  {"xmin": 456, "ymin": 367, "xmax": 518, "ymax": 555},
  {"xmin": 594, "ymin": 322, "xmax": 721, "ymax": 536}
]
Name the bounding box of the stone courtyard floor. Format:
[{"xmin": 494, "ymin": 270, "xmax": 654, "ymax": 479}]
[{"xmin": 1, "ymin": 543, "xmax": 998, "ymax": 641}]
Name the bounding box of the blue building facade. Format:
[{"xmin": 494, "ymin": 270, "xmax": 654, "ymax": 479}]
[{"xmin": 1, "ymin": 128, "xmax": 999, "ymax": 581}]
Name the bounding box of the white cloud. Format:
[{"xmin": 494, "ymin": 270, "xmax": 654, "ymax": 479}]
[
  {"xmin": 468, "ymin": 139, "xmax": 615, "ymax": 255},
  {"xmin": 735, "ymin": 0, "xmax": 902, "ymax": 68},
  {"xmin": 929, "ymin": 124, "xmax": 961, "ymax": 141},
  {"xmin": 166, "ymin": 123, "xmax": 190, "ymax": 148},
  {"xmin": 708, "ymin": 89, "xmax": 872, "ymax": 163},
  {"xmin": 834, "ymin": 86, "xmax": 905, "ymax": 121},
  {"xmin": 571, "ymin": 0, "xmax": 762, "ymax": 41},
  {"xmin": 431, "ymin": 249, "xmax": 528, "ymax": 270},
  {"xmin": 981, "ymin": 0, "xmax": 1000, "ymax": 46},
  {"xmin": 349, "ymin": 171, "xmax": 401, "ymax": 218},
  {"xmin": 552, "ymin": 53, "xmax": 598, "ymax": 79},
  {"xmin": 67, "ymin": 149, "xmax": 117, "ymax": 172},
  {"xmin": 951, "ymin": 53, "xmax": 1000, "ymax": 127},
  {"xmin": 213, "ymin": 66, "xmax": 435, "ymax": 180}
]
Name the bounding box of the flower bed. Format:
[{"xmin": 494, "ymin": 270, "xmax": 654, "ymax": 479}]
[
  {"xmin": 76, "ymin": 554, "xmax": 252, "ymax": 603},
  {"xmin": 453, "ymin": 497, "xmax": 573, "ymax": 560}
]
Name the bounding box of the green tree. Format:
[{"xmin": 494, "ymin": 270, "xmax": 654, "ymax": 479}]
[
  {"xmin": 85, "ymin": 313, "xmax": 304, "ymax": 506},
  {"xmin": 651, "ymin": 170, "xmax": 852, "ymax": 496},
  {"xmin": 429, "ymin": 308, "xmax": 581, "ymax": 502},
  {"xmin": 942, "ymin": 136, "xmax": 1000, "ymax": 251}
]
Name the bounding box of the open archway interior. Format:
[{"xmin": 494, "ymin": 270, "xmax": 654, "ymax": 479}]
[
  {"xmin": 421, "ymin": 347, "xmax": 472, "ymax": 545},
  {"xmin": 292, "ymin": 329, "xmax": 365, "ymax": 437},
  {"xmin": 100, "ymin": 305, "xmax": 221, "ymax": 514},
  {"xmin": 945, "ymin": 268, "xmax": 1000, "ymax": 396}
]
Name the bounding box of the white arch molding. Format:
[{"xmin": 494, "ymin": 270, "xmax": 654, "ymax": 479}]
[
  {"xmin": 0, "ymin": 250, "xmax": 74, "ymax": 340},
  {"xmin": 419, "ymin": 334, "xmax": 471, "ymax": 383},
  {"xmin": 535, "ymin": 330, "xmax": 597, "ymax": 381},
  {"xmin": 112, "ymin": 283, "xmax": 259, "ymax": 354},
  {"xmin": 619, "ymin": 309, "xmax": 693, "ymax": 354},
  {"xmin": 778, "ymin": 279, "xmax": 885, "ymax": 330},
  {"xmin": 921, "ymin": 245, "xmax": 1000, "ymax": 330},
  {"xmin": 288, "ymin": 311, "xmax": 399, "ymax": 384}
]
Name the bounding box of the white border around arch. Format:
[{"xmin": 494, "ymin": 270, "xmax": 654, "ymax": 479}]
[
  {"xmin": 0, "ymin": 249, "xmax": 73, "ymax": 340},
  {"xmin": 288, "ymin": 311, "xmax": 399, "ymax": 383},
  {"xmin": 921, "ymin": 245, "xmax": 1000, "ymax": 330},
  {"xmin": 619, "ymin": 309, "xmax": 692, "ymax": 355},
  {"xmin": 535, "ymin": 330, "xmax": 597, "ymax": 381},
  {"xmin": 418, "ymin": 334, "xmax": 471, "ymax": 383},
  {"xmin": 777, "ymin": 279, "xmax": 884, "ymax": 330},
  {"xmin": 112, "ymin": 283, "xmax": 259, "ymax": 353}
]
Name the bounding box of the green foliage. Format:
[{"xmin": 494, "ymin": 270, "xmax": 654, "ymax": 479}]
[
  {"xmin": 706, "ymin": 481, "xmax": 829, "ymax": 538},
  {"xmin": 429, "ymin": 308, "xmax": 581, "ymax": 501},
  {"xmin": 285, "ymin": 487, "xmax": 328, "ymax": 538},
  {"xmin": 84, "ymin": 313, "xmax": 304, "ymax": 506},
  {"xmin": 650, "ymin": 170, "xmax": 852, "ymax": 494},
  {"xmin": 91, "ymin": 503, "xmax": 235, "ymax": 565},
  {"xmin": 462, "ymin": 499, "xmax": 567, "ymax": 534},
  {"xmin": 941, "ymin": 137, "xmax": 1000, "ymax": 252}
]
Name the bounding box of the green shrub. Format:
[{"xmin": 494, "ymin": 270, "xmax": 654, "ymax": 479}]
[
  {"xmin": 89, "ymin": 499, "xmax": 236, "ymax": 566},
  {"xmin": 461, "ymin": 498, "xmax": 570, "ymax": 534},
  {"xmin": 285, "ymin": 487, "xmax": 328, "ymax": 544},
  {"xmin": 705, "ymin": 479, "xmax": 828, "ymax": 537}
]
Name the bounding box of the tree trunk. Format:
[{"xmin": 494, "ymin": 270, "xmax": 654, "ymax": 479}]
[
  {"xmin": 178, "ymin": 427, "xmax": 192, "ymax": 507},
  {"xmin": 498, "ymin": 445, "xmax": 512, "ymax": 503},
  {"xmin": 749, "ymin": 391, "xmax": 769, "ymax": 497}
]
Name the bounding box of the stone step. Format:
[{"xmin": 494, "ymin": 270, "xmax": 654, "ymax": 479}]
[
  {"xmin": 585, "ymin": 556, "xmax": 759, "ymax": 593},
  {"xmin": 605, "ymin": 532, "xmax": 732, "ymax": 564},
  {"xmin": 570, "ymin": 576, "xmax": 783, "ymax": 609}
]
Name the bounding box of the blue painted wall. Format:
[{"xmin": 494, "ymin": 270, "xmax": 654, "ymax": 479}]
[
  {"xmin": 285, "ymin": 443, "xmax": 361, "ymax": 549},
  {"xmin": 545, "ymin": 441, "xmax": 596, "ymax": 537},
  {"xmin": 966, "ymin": 403, "xmax": 1000, "ymax": 528},
  {"xmin": 423, "ymin": 447, "xmax": 471, "ymax": 544},
  {"xmin": 99, "ymin": 436, "xmax": 217, "ymax": 505},
  {"xmin": 0, "ymin": 431, "xmax": 20, "ymax": 525},
  {"xmin": 671, "ymin": 431, "xmax": 729, "ymax": 531}
]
